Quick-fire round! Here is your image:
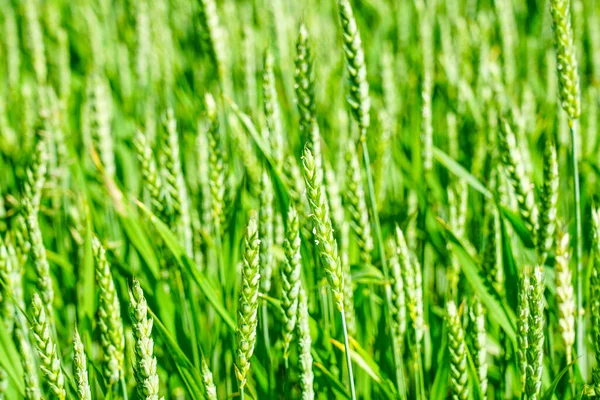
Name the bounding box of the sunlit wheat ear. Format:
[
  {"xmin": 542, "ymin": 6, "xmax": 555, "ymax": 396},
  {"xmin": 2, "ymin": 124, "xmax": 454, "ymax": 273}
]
[
  {"xmin": 469, "ymin": 297, "xmax": 488, "ymax": 399},
  {"xmin": 205, "ymin": 93, "xmax": 227, "ymax": 230},
  {"xmin": 201, "ymin": 356, "xmax": 218, "ymax": 400},
  {"xmin": 549, "ymin": 0, "xmax": 581, "ymax": 120},
  {"xmin": 592, "ymin": 209, "xmax": 600, "ymax": 394},
  {"xmin": 344, "ymin": 141, "xmax": 374, "ymax": 268},
  {"xmin": 235, "ymin": 213, "xmax": 261, "ymax": 390},
  {"xmin": 259, "ymin": 171, "xmax": 274, "ymax": 295},
  {"xmin": 297, "ymin": 287, "xmax": 314, "ymax": 400},
  {"xmin": 129, "ymin": 278, "xmax": 160, "ymax": 399},
  {"xmin": 262, "ymin": 49, "xmax": 283, "ymax": 166},
  {"xmin": 525, "ymin": 265, "xmax": 545, "ymax": 400},
  {"xmin": 281, "ymin": 206, "xmax": 302, "ymax": 361},
  {"xmin": 554, "ymin": 231, "xmax": 575, "ymax": 364},
  {"xmin": 446, "ymin": 301, "xmax": 469, "ymax": 400},
  {"xmin": 73, "ymin": 329, "xmax": 92, "ymax": 400},
  {"xmin": 30, "ymin": 293, "xmax": 66, "ymax": 400},
  {"xmin": 93, "ymin": 237, "xmax": 125, "ymax": 386},
  {"xmin": 295, "ymin": 23, "xmax": 316, "ymax": 142},
  {"xmin": 497, "ymin": 118, "xmax": 538, "ymax": 238},
  {"xmin": 302, "ymin": 146, "xmax": 344, "ymax": 311},
  {"xmin": 134, "ymin": 130, "xmax": 171, "ymax": 224},
  {"xmin": 537, "ymin": 138, "xmax": 558, "ymax": 261},
  {"xmin": 337, "ymin": 0, "xmax": 370, "ymax": 141}
]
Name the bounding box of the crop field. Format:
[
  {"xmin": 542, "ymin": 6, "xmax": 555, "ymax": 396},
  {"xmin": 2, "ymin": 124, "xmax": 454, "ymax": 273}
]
[{"xmin": 1, "ymin": 0, "xmax": 600, "ymax": 399}]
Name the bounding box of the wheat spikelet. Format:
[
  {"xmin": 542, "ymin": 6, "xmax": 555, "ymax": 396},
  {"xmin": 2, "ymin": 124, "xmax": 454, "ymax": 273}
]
[
  {"xmin": 387, "ymin": 238, "xmax": 407, "ymax": 354},
  {"xmin": 469, "ymin": 297, "xmax": 488, "ymax": 399},
  {"xmin": 525, "ymin": 265, "xmax": 545, "ymax": 400},
  {"xmin": 134, "ymin": 130, "xmax": 172, "ymax": 224},
  {"xmin": 447, "ymin": 300, "xmax": 469, "ymax": 400},
  {"xmin": 30, "ymin": 293, "xmax": 66, "ymax": 400},
  {"xmin": 88, "ymin": 74, "xmax": 116, "ymax": 180},
  {"xmin": 205, "ymin": 93, "xmax": 227, "ymax": 230},
  {"xmin": 549, "ymin": 0, "xmax": 581, "ymax": 120},
  {"xmin": 555, "ymin": 231, "xmax": 575, "ymax": 364},
  {"xmin": 297, "ymin": 287, "xmax": 314, "ymax": 400},
  {"xmin": 129, "ymin": 278, "xmax": 160, "ymax": 399},
  {"xmin": 262, "ymin": 50, "xmax": 283, "ymax": 166},
  {"xmin": 201, "ymin": 356, "xmax": 218, "ymax": 400},
  {"xmin": 294, "ymin": 23, "xmax": 316, "ymax": 143},
  {"xmin": 15, "ymin": 316, "xmax": 41, "ymax": 400},
  {"xmin": 537, "ymin": 139, "xmax": 558, "ymax": 260},
  {"xmin": 337, "ymin": 0, "xmax": 371, "ymax": 141},
  {"xmin": 340, "ymin": 221, "xmax": 357, "ymax": 336},
  {"xmin": 497, "ymin": 118, "xmax": 538, "ymax": 238},
  {"xmin": 235, "ymin": 213, "xmax": 261, "ymax": 389},
  {"xmin": 395, "ymin": 226, "xmax": 424, "ymax": 346},
  {"xmin": 281, "ymin": 206, "xmax": 302, "ymax": 361},
  {"xmin": 259, "ymin": 172, "xmax": 274, "ymax": 295},
  {"xmin": 23, "ymin": 200, "xmax": 54, "ymax": 316},
  {"xmin": 93, "ymin": 237, "xmax": 125, "ymax": 386},
  {"xmin": 198, "ymin": 0, "xmax": 226, "ymax": 87},
  {"xmin": 73, "ymin": 328, "xmax": 92, "ymax": 400},
  {"xmin": 302, "ymin": 146, "xmax": 344, "ymax": 311},
  {"xmin": 344, "ymin": 141, "xmax": 374, "ymax": 268},
  {"xmin": 518, "ymin": 271, "xmax": 530, "ymax": 391}
]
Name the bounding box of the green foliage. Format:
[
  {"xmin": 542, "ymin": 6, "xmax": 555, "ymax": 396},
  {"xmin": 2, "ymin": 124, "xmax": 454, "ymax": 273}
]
[{"xmin": 1, "ymin": 0, "xmax": 599, "ymax": 398}]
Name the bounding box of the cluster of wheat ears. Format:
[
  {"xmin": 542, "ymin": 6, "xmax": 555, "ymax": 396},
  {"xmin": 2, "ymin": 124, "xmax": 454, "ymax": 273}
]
[{"xmin": 2, "ymin": 0, "xmax": 600, "ymax": 399}]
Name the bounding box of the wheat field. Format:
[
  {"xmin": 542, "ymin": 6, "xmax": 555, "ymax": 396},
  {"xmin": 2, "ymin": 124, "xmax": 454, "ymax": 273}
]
[{"xmin": 0, "ymin": 0, "xmax": 599, "ymax": 399}]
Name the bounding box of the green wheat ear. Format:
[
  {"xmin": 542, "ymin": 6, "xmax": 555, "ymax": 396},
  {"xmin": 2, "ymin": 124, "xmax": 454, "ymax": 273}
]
[
  {"xmin": 30, "ymin": 293, "xmax": 66, "ymax": 400},
  {"xmin": 537, "ymin": 138, "xmax": 558, "ymax": 261},
  {"xmin": 295, "ymin": 23, "xmax": 316, "ymax": 143},
  {"xmin": 447, "ymin": 300, "xmax": 469, "ymax": 400},
  {"xmin": 549, "ymin": 0, "xmax": 581, "ymax": 120},
  {"xmin": 235, "ymin": 212, "xmax": 261, "ymax": 389},
  {"xmin": 497, "ymin": 118, "xmax": 538, "ymax": 238},
  {"xmin": 73, "ymin": 329, "xmax": 92, "ymax": 400},
  {"xmin": 297, "ymin": 286, "xmax": 314, "ymax": 400},
  {"xmin": 93, "ymin": 237, "xmax": 125, "ymax": 386},
  {"xmin": 129, "ymin": 278, "xmax": 160, "ymax": 399},
  {"xmin": 525, "ymin": 265, "xmax": 545, "ymax": 400},
  {"xmin": 302, "ymin": 145, "xmax": 344, "ymax": 311},
  {"xmin": 337, "ymin": 0, "xmax": 371, "ymax": 141},
  {"xmin": 281, "ymin": 206, "xmax": 302, "ymax": 361}
]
